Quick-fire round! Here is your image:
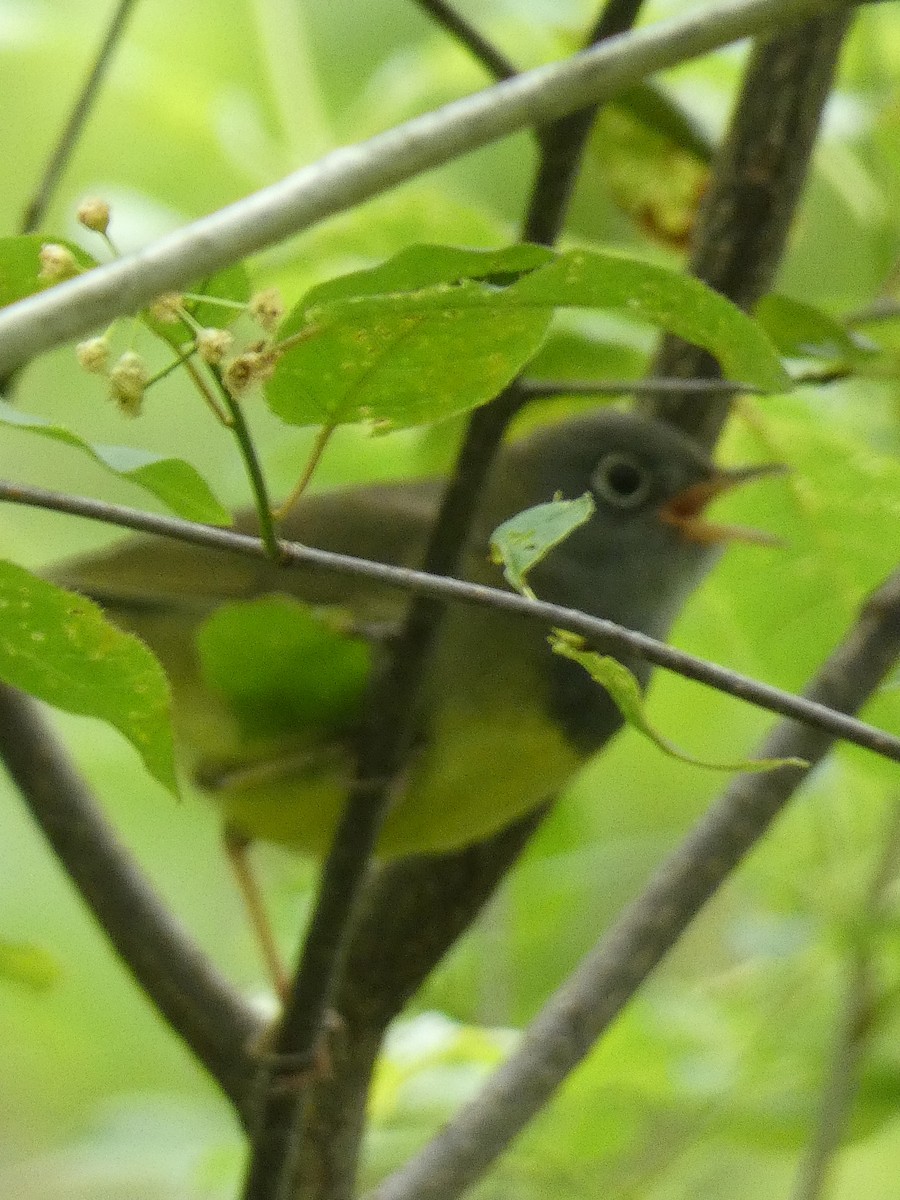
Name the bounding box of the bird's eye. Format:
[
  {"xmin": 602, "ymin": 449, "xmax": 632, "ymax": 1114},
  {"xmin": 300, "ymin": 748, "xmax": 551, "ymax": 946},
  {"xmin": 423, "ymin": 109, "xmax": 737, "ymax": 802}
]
[{"xmin": 591, "ymin": 453, "xmax": 653, "ymax": 509}]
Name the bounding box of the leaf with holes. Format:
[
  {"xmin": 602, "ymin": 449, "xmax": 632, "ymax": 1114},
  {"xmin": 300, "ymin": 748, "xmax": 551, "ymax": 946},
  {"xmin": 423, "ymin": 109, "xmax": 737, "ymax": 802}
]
[
  {"xmin": 266, "ymin": 244, "xmax": 788, "ymax": 431},
  {"xmin": 490, "ymin": 494, "xmax": 595, "ymax": 599}
]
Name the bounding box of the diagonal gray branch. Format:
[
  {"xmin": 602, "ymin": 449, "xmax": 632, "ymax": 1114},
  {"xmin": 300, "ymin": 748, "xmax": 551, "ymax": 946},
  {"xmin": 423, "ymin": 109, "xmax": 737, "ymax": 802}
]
[
  {"xmin": 0, "ymin": 0, "xmax": 857, "ymax": 376},
  {"xmin": 369, "ymin": 567, "xmax": 900, "ymax": 1200},
  {"xmin": 0, "ymin": 685, "xmax": 264, "ymax": 1123},
  {"xmin": 2, "ymin": 478, "xmax": 898, "ymax": 765}
]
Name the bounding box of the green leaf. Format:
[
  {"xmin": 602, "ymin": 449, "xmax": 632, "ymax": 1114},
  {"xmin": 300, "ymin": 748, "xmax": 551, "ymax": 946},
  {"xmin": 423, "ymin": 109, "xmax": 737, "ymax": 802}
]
[
  {"xmin": 490, "ymin": 494, "xmax": 595, "ymax": 599},
  {"xmin": 755, "ymin": 294, "xmax": 877, "ymax": 361},
  {"xmin": 504, "ymin": 250, "xmax": 789, "ymax": 390},
  {"xmin": 267, "ymin": 243, "xmax": 556, "ymax": 430},
  {"xmin": 0, "ymin": 939, "xmax": 61, "ymax": 990},
  {"xmin": 268, "ymin": 296, "xmax": 551, "ymax": 430},
  {"xmin": 0, "ymin": 399, "xmax": 231, "ymax": 525},
  {"xmin": 299, "ymin": 243, "xmax": 555, "ymax": 305},
  {"xmin": 0, "ymin": 562, "xmax": 178, "ymax": 794},
  {"xmin": 197, "ymin": 596, "xmax": 372, "ymax": 739},
  {"xmin": 266, "ymin": 244, "xmax": 788, "ymax": 430},
  {"xmin": 592, "ymin": 90, "xmax": 711, "ymax": 249},
  {"xmin": 0, "ymin": 234, "xmax": 97, "ymax": 307},
  {"xmin": 552, "ymin": 632, "xmax": 807, "ymax": 774}
]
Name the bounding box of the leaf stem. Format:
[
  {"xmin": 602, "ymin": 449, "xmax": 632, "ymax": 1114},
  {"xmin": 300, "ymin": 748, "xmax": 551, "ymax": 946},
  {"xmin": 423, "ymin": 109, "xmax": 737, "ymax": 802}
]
[
  {"xmin": 273, "ymin": 423, "xmax": 335, "ymax": 519},
  {"xmin": 209, "ymin": 366, "xmax": 281, "ymax": 559}
]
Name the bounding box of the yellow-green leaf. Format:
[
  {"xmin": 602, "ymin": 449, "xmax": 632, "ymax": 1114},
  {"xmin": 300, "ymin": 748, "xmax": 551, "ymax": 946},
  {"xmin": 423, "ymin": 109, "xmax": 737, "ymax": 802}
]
[
  {"xmin": 552, "ymin": 631, "xmax": 807, "ymax": 774},
  {"xmin": 490, "ymin": 494, "xmax": 595, "ymax": 599},
  {"xmin": 0, "ymin": 562, "xmax": 178, "ymax": 794}
]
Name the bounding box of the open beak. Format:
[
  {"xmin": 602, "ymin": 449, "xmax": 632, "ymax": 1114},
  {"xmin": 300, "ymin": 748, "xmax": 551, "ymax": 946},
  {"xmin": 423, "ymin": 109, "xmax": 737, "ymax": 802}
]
[{"xmin": 659, "ymin": 462, "xmax": 788, "ymax": 547}]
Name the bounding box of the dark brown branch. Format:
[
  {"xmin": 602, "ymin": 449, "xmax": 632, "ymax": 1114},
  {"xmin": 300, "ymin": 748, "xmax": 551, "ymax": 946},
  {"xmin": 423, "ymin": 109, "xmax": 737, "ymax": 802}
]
[
  {"xmin": 294, "ymin": 804, "xmax": 550, "ymax": 1199},
  {"xmin": 370, "ymin": 567, "xmax": 900, "ymax": 1200},
  {"xmin": 243, "ymin": 5, "xmax": 656, "ymax": 1190},
  {"xmin": 411, "ymin": 0, "xmax": 518, "ymax": 81},
  {"xmin": 21, "ymin": 0, "xmax": 140, "ymax": 233},
  {"xmin": 524, "ymin": 0, "xmax": 648, "ymax": 245},
  {"xmin": 0, "ymin": 685, "xmax": 263, "ymax": 1123},
  {"xmin": 640, "ymin": 12, "xmax": 853, "ymax": 449}
]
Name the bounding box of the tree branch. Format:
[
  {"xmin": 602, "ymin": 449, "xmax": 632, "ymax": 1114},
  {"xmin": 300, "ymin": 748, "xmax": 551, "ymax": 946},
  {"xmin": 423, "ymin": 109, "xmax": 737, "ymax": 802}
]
[
  {"xmin": 4, "ymin": 479, "xmax": 899, "ymax": 764},
  {"xmin": 519, "ymin": 375, "xmax": 759, "ymax": 399},
  {"xmin": 293, "ymin": 804, "xmax": 550, "ymax": 1199},
  {"xmin": 369, "ymin": 567, "xmax": 900, "ymax": 1200},
  {"xmin": 411, "ymin": 0, "xmax": 518, "ymax": 81},
  {"xmin": 641, "ymin": 11, "xmax": 853, "ymax": 448},
  {"xmin": 0, "ymin": 0, "xmax": 858, "ymax": 376},
  {"xmin": 270, "ymin": 5, "xmax": 655, "ymax": 1190},
  {"xmin": 523, "ymin": 0, "xmax": 648, "ymax": 244},
  {"xmin": 20, "ymin": 0, "xmax": 140, "ymax": 234},
  {"xmin": 0, "ymin": 685, "xmax": 263, "ymax": 1124}
]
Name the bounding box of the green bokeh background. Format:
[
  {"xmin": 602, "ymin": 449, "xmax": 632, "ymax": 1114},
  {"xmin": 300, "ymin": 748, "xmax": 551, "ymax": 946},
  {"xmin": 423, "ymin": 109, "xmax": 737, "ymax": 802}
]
[{"xmin": 1, "ymin": 1, "xmax": 900, "ymax": 1196}]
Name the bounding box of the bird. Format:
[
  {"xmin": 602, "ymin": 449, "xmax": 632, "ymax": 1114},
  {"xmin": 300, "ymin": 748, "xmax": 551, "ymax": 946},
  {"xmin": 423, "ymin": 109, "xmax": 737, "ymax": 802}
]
[{"xmin": 50, "ymin": 409, "xmax": 778, "ymax": 861}]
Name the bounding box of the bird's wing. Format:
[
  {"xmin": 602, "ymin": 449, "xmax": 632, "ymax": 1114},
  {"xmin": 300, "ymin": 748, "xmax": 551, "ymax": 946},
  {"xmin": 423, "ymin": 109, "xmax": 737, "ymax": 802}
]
[
  {"xmin": 49, "ymin": 476, "xmax": 447, "ymax": 619},
  {"xmin": 46, "ymin": 478, "xmax": 453, "ymax": 803}
]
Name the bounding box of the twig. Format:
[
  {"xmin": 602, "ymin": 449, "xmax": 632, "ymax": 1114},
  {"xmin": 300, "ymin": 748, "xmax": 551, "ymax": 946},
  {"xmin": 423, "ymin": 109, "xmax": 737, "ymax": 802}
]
[
  {"xmin": 0, "ymin": 0, "xmax": 859, "ymax": 375},
  {"xmin": 518, "ymin": 376, "xmax": 761, "ymax": 399},
  {"xmin": 641, "ymin": 12, "xmax": 853, "ymax": 449},
  {"xmin": 0, "ymin": 684, "xmax": 263, "ymax": 1124},
  {"xmin": 208, "ymin": 366, "xmax": 281, "ymax": 559},
  {"xmin": 518, "ymin": 365, "xmax": 851, "ymax": 399},
  {"xmin": 844, "ymin": 295, "xmax": 900, "ymax": 325},
  {"xmin": 2, "ymin": 479, "xmax": 898, "ymax": 765},
  {"xmin": 20, "ymin": 0, "xmax": 140, "ymax": 233},
  {"xmin": 791, "ymin": 800, "xmax": 900, "ymax": 1200},
  {"xmin": 368, "ymin": 568, "xmax": 900, "ymax": 1200},
  {"xmin": 411, "ymin": 0, "xmax": 518, "ymax": 80},
  {"xmin": 523, "ymin": 0, "xmax": 648, "ymax": 244}
]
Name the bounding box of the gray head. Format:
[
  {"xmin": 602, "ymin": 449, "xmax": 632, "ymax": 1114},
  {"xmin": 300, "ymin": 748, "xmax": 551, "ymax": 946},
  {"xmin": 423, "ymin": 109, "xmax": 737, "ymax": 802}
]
[
  {"xmin": 501, "ymin": 409, "xmax": 775, "ymax": 643},
  {"xmin": 488, "ymin": 409, "xmax": 780, "ymax": 753}
]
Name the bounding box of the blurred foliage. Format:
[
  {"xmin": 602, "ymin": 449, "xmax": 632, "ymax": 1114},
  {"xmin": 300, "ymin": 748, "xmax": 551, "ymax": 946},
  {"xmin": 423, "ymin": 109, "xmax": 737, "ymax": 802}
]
[{"xmin": 0, "ymin": 2, "xmax": 899, "ymax": 1198}]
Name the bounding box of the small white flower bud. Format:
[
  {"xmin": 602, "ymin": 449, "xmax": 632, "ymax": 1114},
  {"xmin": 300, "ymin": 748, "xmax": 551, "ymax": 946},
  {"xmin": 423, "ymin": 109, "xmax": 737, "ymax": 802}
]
[
  {"xmin": 249, "ymin": 287, "xmax": 284, "ymax": 332},
  {"xmin": 38, "ymin": 243, "xmax": 80, "ymax": 282},
  {"xmin": 149, "ymin": 292, "xmax": 184, "ymax": 324},
  {"xmin": 76, "ymin": 197, "xmax": 111, "ymax": 235},
  {"xmin": 196, "ymin": 327, "xmax": 233, "ymax": 365},
  {"xmin": 75, "ymin": 336, "xmax": 110, "ymax": 374},
  {"xmin": 109, "ymin": 351, "xmax": 148, "ymax": 417},
  {"xmin": 223, "ymin": 348, "xmax": 277, "ymax": 395}
]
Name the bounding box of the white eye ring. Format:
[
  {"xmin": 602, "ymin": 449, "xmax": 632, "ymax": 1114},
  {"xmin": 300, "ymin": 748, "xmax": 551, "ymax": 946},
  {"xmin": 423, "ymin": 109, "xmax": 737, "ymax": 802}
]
[{"xmin": 592, "ymin": 453, "xmax": 653, "ymax": 509}]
